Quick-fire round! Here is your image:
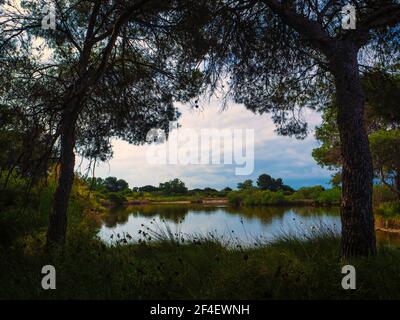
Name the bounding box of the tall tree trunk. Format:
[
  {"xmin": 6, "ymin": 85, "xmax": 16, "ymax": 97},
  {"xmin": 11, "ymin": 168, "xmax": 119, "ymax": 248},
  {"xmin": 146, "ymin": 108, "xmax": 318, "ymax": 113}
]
[
  {"xmin": 330, "ymin": 43, "xmax": 376, "ymax": 258},
  {"xmin": 46, "ymin": 110, "xmax": 77, "ymax": 247}
]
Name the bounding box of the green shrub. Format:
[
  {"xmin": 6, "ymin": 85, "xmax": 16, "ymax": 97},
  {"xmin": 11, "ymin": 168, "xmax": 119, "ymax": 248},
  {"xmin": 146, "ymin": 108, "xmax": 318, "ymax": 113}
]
[
  {"xmin": 290, "ymin": 185, "xmax": 325, "ymax": 200},
  {"xmin": 242, "ymin": 190, "xmax": 262, "ymax": 206},
  {"xmin": 0, "ymin": 172, "xmax": 27, "ymax": 208},
  {"xmin": 376, "ymin": 202, "xmax": 400, "ymax": 219},
  {"xmin": 373, "ymin": 184, "xmax": 398, "ymax": 205},
  {"xmin": 261, "ymin": 190, "xmax": 285, "ymax": 205},
  {"xmin": 317, "ymin": 188, "xmax": 341, "ymax": 205},
  {"xmin": 227, "ymin": 191, "xmax": 243, "ymax": 205},
  {"xmin": 228, "ymin": 190, "xmax": 286, "ymax": 206},
  {"xmin": 107, "ymin": 192, "xmax": 127, "ymax": 206}
]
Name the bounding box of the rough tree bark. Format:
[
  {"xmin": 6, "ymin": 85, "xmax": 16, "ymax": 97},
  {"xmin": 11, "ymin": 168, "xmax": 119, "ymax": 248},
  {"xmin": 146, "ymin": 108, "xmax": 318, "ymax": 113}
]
[
  {"xmin": 46, "ymin": 106, "xmax": 78, "ymax": 247},
  {"xmin": 329, "ymin": 42, "xmax": 376, "ymax": 257}
]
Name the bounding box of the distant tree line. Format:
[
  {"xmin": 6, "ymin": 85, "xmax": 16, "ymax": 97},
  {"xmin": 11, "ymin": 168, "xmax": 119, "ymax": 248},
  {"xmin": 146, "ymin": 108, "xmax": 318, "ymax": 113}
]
[
  {"xmin": 86, "ymin": 173, "xmax": 293, "ymax": 196},
  {"xmin": 84, "ymin": 176, "xmax": 233, "ymax": 198},
  {"xmin": 237, "ymin": 174, "xmax": 294, "ymax": 193}
]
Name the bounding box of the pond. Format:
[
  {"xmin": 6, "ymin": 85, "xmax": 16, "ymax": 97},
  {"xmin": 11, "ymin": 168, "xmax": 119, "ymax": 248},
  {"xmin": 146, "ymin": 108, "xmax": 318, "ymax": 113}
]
[{"xmin": 97, "ymin": 204, "xmax": 400, "ymax": 247}]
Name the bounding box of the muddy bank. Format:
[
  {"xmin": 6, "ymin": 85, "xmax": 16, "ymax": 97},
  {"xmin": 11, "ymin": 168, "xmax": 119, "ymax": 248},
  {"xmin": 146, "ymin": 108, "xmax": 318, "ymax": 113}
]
[{"xmin": 376, "ymin": 217, "xmax": 400, "ymax": 233}]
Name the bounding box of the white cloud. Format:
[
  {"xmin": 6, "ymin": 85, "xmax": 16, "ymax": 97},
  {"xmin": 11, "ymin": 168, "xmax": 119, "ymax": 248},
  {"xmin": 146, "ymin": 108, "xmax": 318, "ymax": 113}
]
[{"xmin": 77, "ymin": 97, "xmax": 331, "ymax": 189}]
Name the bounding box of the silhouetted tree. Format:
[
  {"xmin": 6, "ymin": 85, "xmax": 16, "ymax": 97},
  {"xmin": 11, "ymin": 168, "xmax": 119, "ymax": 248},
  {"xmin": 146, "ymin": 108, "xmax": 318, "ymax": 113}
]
[
  {"xmin": 237, "ymin": 179, "xmax": 253, "ymax": 190},
  {"xmin": 102, "ymin": 177, "xmax": 129, "ymax": 193},
  {"xmin": 159, "ymin": 178, "xmax": 188, "ymax": 195},
  {"xmin": 1, "ymin": 0, "xmax": 205, "ymax": 246},
  {"xmin": 257, "ymin": 173, "xmax": 293, "ymax": 192},
  {"xmin": 138, "ymin": 185, "xmax": 160, "ymax": 192}
]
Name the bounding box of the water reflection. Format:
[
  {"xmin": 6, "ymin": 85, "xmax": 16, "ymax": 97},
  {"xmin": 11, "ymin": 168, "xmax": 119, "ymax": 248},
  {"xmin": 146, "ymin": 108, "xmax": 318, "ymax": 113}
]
[
  {"xmin": 98, "ymin": 204, "xmax": 342, "ymax": 245},
  {"xmin": 376, "ymin": 230, "xmax": 400, "ymax": 247}
]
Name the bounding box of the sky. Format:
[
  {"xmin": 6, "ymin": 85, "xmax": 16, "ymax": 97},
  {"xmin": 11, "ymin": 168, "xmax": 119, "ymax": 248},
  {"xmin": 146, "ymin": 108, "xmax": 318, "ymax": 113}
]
[{"xmin": 78, "ymin": 97, "xmax": 333, "ymax": 190}]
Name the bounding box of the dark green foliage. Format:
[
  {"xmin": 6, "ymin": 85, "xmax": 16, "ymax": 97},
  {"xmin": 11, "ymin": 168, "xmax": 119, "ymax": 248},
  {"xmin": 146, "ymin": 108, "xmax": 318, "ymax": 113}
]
[
  {"xmin": 1, "ymin": 0, "xmax": 206, "ymax": 161},
  {"xmin": 107, "ymin": 192, "xmax": 127, "ymax": 207},
  {"xmin": 373, "ymin": 185, "xmax": 399, "ymax": 205},
  {"xmin": 0, "ymin": 173, "xmax": 86, "ymax": 246},
  {"xmin": 103, "ymin": 177, "xmax": 129, "ymax": 193},
  {"xmin": 227, "ymin": 189, "xmax": 286, "ymax": 206},
  {"xmin": 227, "ymin": 186, "xmax": 340, "ymax": 206},
  {"xmin": 256, "ymin": 174, "xmax": 293, "ymax": 192},
  {"xmin": 159, "ymin": 179, "xmax": 188, "ymax": 195},
  {"xmin": 237, "ymin": 179, "xmax": 254, "ymax": 190},
  {"xmin": 363, "ymin": 70, "xmax": 400, "ymax": 124},
  {"xmin": 138, "ymin": 185, "xmax": 160, "ymax": 193},
  {"xmin": 377, "ymin": 202, "xmax": 400, "ymax": 219},
  {"xmin": 1, "ymin": 232, "xmax": 400, "ymax": 299},
  {"xmin": 315, "ymin": 188, "xmax": 341, "ymax": 206},
  {"xmin": 85, "ymin": 176, "xmax": 130, "ymax": 193},
  {"xmin": 313, "ymin": 71, "xmax": 400, "ymax": 194},
  {"xmin": 248, "ymin": 190, "xmax": 286, "ymax": 206},
  {"xmin": 0, "ymin": 106, "xmax": 54, "ymax": 183},
  {"xmin": 290, "ymin": 186, "xmax": 325, "ymax": 201}
]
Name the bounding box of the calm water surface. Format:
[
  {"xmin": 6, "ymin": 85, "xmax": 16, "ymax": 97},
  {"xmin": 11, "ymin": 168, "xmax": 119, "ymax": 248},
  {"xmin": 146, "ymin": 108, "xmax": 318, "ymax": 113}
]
[{"xmin": 98, "ymin": 204, "xmax": 400, "ymax": 246}]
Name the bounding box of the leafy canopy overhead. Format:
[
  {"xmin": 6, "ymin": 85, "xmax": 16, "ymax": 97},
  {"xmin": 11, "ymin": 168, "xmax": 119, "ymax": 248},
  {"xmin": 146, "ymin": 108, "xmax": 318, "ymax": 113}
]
[
  {"xmin": 198, "ymin": 0, "xmax": 400, "ymax": 138},
  {"xmin": 0, "ymin": 0, "xmax": 207, "ymax": 168}
]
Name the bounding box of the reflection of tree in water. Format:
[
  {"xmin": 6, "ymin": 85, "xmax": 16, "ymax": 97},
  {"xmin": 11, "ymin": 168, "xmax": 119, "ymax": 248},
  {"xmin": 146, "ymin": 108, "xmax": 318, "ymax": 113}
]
[
  {"xmin": 140, "ymin": 205, "xmax": 188, "ymax": 223},
  {"xmin": 103, "ymin": 206, "xmax": 137, "ymax": 227},
  {"xmin": 141, "ymin": 205, "xmax": 223, "ymax": 217},
  {"xmin": 376, "ymin": 230, "xmax": 400, "ymax": 247},
  {"xmin": 222, "ymin": 206, "xmax": 339, "ymax": 224},
  {"xmin": 223, "ymin": 206, "xmax": 286, "ymax": 224},
  {"xmin": 289, "ymin": 206, "xmax": 340, "ymax": 217},
  {"xmin": 290, "ymin": 207, "xmax": 340, "ymax": 217},
  {"xmin": 103, "ymin": 204, "xmax": 191, "ymax": 227},
  {"xmin": 102, "ymin": 204, "xmax": 341, "ymax": 228}
]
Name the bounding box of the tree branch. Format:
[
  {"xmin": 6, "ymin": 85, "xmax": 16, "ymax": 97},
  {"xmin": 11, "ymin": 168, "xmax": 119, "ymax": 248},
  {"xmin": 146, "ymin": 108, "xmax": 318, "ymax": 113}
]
[
  {"xmin": 262, "ymin": 0, "xmax": 333, "ymax": 53},
  {"xmin": 357, "ymin": 4, "xmax": 400, "ymax": 32}
]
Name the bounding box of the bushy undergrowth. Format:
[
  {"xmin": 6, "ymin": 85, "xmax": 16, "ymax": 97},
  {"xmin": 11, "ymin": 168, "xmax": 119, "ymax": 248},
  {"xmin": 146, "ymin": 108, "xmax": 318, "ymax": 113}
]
[
  {"xmin": 376, "ymin": 201, "xmax": 400, "ymax": 220},
  {"xmin": 289, "ymin": 185, "xmax": 325, "ymax": 200},
  {"xmin": 1, "ymin": 229, "xmax": 399, "ymax": 299},
  {"xmin": 227, "ymin": 187, "xmax": 341, "ymax": 206},
  {"xmin": 1, "ymin": 173, "xmax": 400, "ymax": 300},
  {"xmin": 373, "ymin": 185, "xmax": 399, "ymax": 205},
  {"xmin": 0, "ymin": 172, "xmax": 103, "ymax": 245},
  {"xmin": 315, "ymin": 187, "xmax": 341, "ymax": 205},
  {"xmin": 107, "ymin": 192, "xmax": 128, "ymax": 206},
  {"xmin": 227, "ymin": 190, "xmax": 287, "ymax": 206}
]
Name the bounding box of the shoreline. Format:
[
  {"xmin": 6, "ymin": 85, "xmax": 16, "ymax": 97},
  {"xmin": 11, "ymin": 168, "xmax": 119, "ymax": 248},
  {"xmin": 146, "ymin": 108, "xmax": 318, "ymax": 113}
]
[
  {"xmin": 119, "ymin": 198, "xmax": 229, "ymax": 206},
  {"xmin": 116, "ymin": 198, "xmax": 339, "ymax": 207},
  {"xmin": 376, "ymin": 227, "xmax": 400, "ymax": 234},
  {"xmin": 100, "ymin": 200, "xmax": 400, "ymax": 234}
]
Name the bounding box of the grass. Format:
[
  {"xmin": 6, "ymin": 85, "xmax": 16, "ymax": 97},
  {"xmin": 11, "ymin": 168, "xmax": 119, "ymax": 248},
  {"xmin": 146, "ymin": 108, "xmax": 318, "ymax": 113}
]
[
  {"xmin": 1, "ymin": 226, "xmax": 400, "ymax": 299},
  {"xmin": 1, "ymin": 174, "xmax": 400, "ymax": 300}
]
